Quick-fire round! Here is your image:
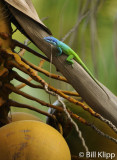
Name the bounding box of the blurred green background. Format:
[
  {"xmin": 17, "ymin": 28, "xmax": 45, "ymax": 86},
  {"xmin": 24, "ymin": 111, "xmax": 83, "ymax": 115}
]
[{"xmin": 10, "ymin": 0, "xmax": 117, "ymax": 121}]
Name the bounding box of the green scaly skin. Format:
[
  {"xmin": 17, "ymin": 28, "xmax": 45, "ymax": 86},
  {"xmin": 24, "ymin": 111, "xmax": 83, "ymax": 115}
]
[{"xmin": 44, "ymin": 36, "xmax": 109, "ymax": 98}]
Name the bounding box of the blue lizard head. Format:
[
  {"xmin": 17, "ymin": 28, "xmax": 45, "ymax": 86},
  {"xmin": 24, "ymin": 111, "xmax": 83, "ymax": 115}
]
[{"xmin": 44, "ymin": 36, "xmax": 58, "ymax": 46}]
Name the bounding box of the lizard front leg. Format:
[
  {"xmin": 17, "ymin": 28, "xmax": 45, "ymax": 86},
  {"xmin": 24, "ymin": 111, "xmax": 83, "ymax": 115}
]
[{"xmin": 57, "ymin": 47, "xmax": 62, "ymax": 56}]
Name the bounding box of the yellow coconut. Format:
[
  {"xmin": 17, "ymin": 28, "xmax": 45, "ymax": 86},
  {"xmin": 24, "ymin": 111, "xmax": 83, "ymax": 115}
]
[
  {"xmin": 0, "ymin": 1, "xmax": 12, "ymax": 49},
  {"xmin": 0, "ymin": 120, "xmax": 71, "ymax": 160},
  {"xmin": 8, "ymin": 112, "xmax": 41, "ymax": 122}
]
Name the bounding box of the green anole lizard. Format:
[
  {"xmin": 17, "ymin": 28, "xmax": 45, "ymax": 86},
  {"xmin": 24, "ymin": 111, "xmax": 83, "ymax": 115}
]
[{"xmin": 44, "ymin": 36, "xmax": 109, "ymax": 98}]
